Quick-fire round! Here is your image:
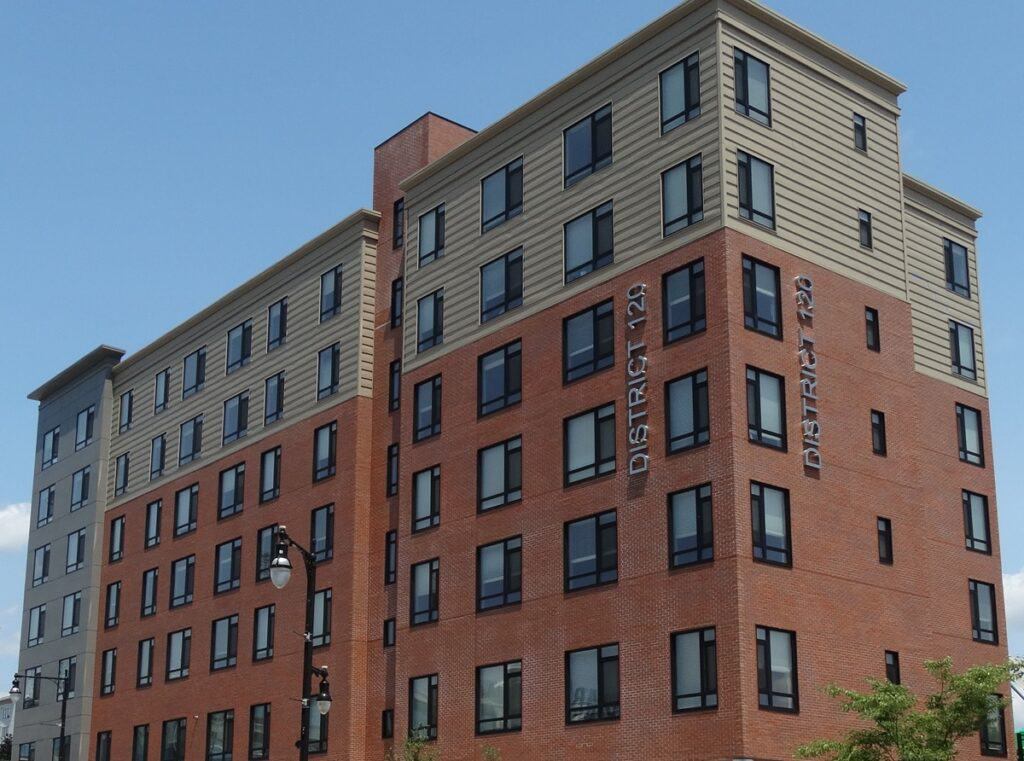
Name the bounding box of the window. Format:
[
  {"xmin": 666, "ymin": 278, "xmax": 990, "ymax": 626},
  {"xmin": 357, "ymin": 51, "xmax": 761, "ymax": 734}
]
[
  {"xmin": 564, "ymin": 510, "xmax": 617, "ymax": 591},
  {"xmin": 418, "ymin": 204, "xmax": 445, "ymax": 266},
  {"xmin": 174, "ymin": 484, "xmax": 199, "ymax": 536},
  {"xmin": 105, "ymin": 581, "xmax": 120, "ymax": 628},
  {"xmin": 478, "ymin": 436, "xmax": 522, "ymax": 511},
  {"xmin": 964, "ymin": 491, "xmax": 991, "ymax": 554},
  {"xmin": 96, "ymin": 732, "xmax": 111, "ymax": 761},
  {"xmin": 170, "ymin": 555, "xmax": 195, "ymax": 607},
  {"xmin": 672, "ymin": 628, "xmax": 717, "ymax": 712},
  {"xmin": 27, "ymin": 604, "xmax": 45, "ymax": 647},
  {"xmin": 871, "ymin": 411, "xmax": 887, "ymax": 456},
  {"xmin": 410, "ymin": 558, "xmax": 439, "ymax": 626},
  {"xmin": 482, "ymin": 157, "xmax": 523, "ymax": 232},
  {"xmin": 666, "ymin": 369, "xmax": 710, "ymax": 453},
  {"xmin": 564, "ymin": 104, "xmax": 612, "ymax": 186},
  {"xmin": 383, "ymin": 619, "xmax": 396, "ymax": 648},
  {"xmin": 31, "ymin": 544, "xmax": 49, "ymax": 586},
  {"xmin": 956, "ymin": 403, "xmax": 984, "ymax": 466},
  {"xmin": 389, "ymin": 360, "xmax": 401, "ymax": 411},
  {"xmin": 480, "ymin": 247, "xmax": 524, "ymax": 322},
  {"xmin": 384, "ymin": 531, "xmax": 397, "ymax": 585},
  {"xmin": 264, "ymin": 372, "xmax": 285, "ymax": 424},
  {"xmin": 70, "ymin": 465, "xmax": 90, "ymax": 509},
  {"xmin": 477, "ymin": 536, "xmax": 522, "ymax": 611},
  {"xmin": 416, "ymin": 290, "xmax": 444, "ymax": 352},
  {"xmin": 267, "ymin": 298, "xmax": 287, "ymax": 351},
  {"xmin": 479, "ymin": 340, "xmax": 522, "ymax": 416},
  {"xmin": 150, "ymin": 435, "xmax": 165, "ymax": 480},
  {"xmin": 211, "ymin": 615, "xmax": 239, "ymax": 670},
  {"xmin": 756, "ymin": 626, "xmax": 798, "ymax": 711},
  {"xmin": 308, "ymin": 707, "xmax": 328, "ymax": 755},
  {"xmin": 58, "ymin": 656, "xmax": 76, "ymax": 700},
  {"xmin": 669, "ymin": 484, "xmax": 713, "ymax": 568},
  {"xmin": 950, "ymin": 321, "xmax": 977, "ymax": 379},
  {"xmin": 413, "ymin": 375, "xmax": 442, "ymax": 441},
  {"xmin": 858, "ymin": 210, "xmax": 873, "ymax": 248},
  {"xmin": 219, "ymin": 463, "xmax": 245, "ymax": 518},
  {"xmin": 155, "ymin": 369, "xmax": 170, "ymax": 413},
  {"xmin": 662, "ymin": 155, "xmax": 704, "ymax": 236},
  {"xmin": 226, "ymin": 320, "xmax": 253, "ymax": 373},
  {"xmin": 564, "ymin": 300, "xmax": 614, "ymax": 382},
  {"xmin": 746, "ymin": 367, "xmax": 785, "ymax": 449},
  {"xmin": 104, "ymin": 517, "xmax": 124, "ymax": 566},
  {"xmin": 259, "ymin": 447, "xmax": 280, "ymax": 502},
  {"xmin": 865, "ymin": 307, "xmax": 880, "ymax": 351},
  {"xmin": 564, "ymin": 201, "xmax": 613, "ymax": 283},
  {"xmin": 249, "ymin": 704, "xmax": 271, "ymax": 760},
  {"xmin": 137, "ymin": 639, "xmax": 154, "ymax": 687},
  {"xmin": 386, "ymin": 443, "xmax": 399, "ymax": 497},
  {"xmin": 737, "ymin": 151, "xmax": 775, "ymax": 228},
  {"xmin": 564, "ymin": 403, "xmax": 615, "ymax": 485},
  {"xmin": 161, "ymin": 718, "xmax": 187, "ymax": 761},
  {"xmin": 981, "ymin": 695, "xmax": 1007, "ymax": 756},
  {"xmin": 178, "ymin": 414, "xmax": 203, "ymax": 464},
  {"xmin": 853, "ymin": 113, "xmax": 868, "ymax": 151},
  {"xmin": 223, "ymin": 392, "xmax": 250, "ymax": 444},
  {"xmin": 101, "ymin": 648, "xmax": 116, "ymax": 694},
  {"xmin": 319, "ymin": 265, "xmax": 342, "ymax": 321},
  {"xmin": 206, "ymin": 710, "xmax": 234, "ymax": 761},
  {"xmin": 311, "ymin": 588, "xmax": 332, "ymax": 647},
  {"xmin": 877, "ymin": 517, "xmax": 893, "ymax": 565},
  {"xmin": 390, "ymin": 277, "xmax": 404, "ymax": 327},
  {"xmin": 313, "ymin": 421, "xmax": 337, "ymax": 481},
  {"xmin": 182, "ymin": 347, "xmax": 207, "ymax": 398},
  {"xmin": 214, "ymin": 539, "xmax": 242, "ymax": 594},
  {"xmin": 17, "ymin": 744, "xmax": 34, "ymax": 761},
  {"xmin": 21, "ymin": 668, "xmax": 39, "ymax": 709},
  {"xmin": 310, "ymin": 504, "xmax": 334, "ymax": 562},
  {"xmin": 393, "ymin": 198, "xmax": 405, "ymax": 247},
  {"xmin": 743, "ymin": 256, "xmax": 782, "ymax": 337},
  {"xmin": 970, "ymin": 579, "xmax": 998, "ymax": 644},
  {"xmin": 256, "ymin": 525, "xmax": 277, "ymax": 583},
  {"xmin": 145, "ymin": 499, "xmax": 162, "ymax": 547},
  {"xmin": 62, "ymin": 591, "xmax": 82, "ymax": 636},
  {"xmin": 885, "ymin": 650, "xmax": 901, "ymax": 684},
  {"xmin": 663, "ymin": 259, "xmax": 706, "ymax": 343},
  {"xmin": 734, "ymin": 48, "xmax": 771, "ymax": 125},
  {"xmin": 120, "ymin": 389, "xmax": 134, "ymax": 432},
  {"xmin": 477, "ymin": 661, "xmax": 522, "ymax": 734},
  {"xmin": 412, "ymin": 466, "xmax": 441, "ymax": 533},
  {"xmin": 566, "ymin": 644, "xmax": 620, "ymax": 723},
  {"xmin": 37, "ymin": 485, "xmax": 54, "ymax": 527},
  {"xmin": 381, "ymin": 709, "xmax": 394, "ymax": 739},
  {"xmin": 253, "ymin": 605, "xmax": 275, "ymax": 661},
  {"xmin": 115, "ymin": 453, "xmax": 130, "ymax": 496},
  {"xmin": 660, "ymin": 51, "xmax": 700, "ymax": 132},
  {"xmin": 76, "ymin": 405, "xmax": 95, "ymax": 449},
  {"xmin": 141, "ymin": 567, "xmax": 158, "ymax": 616},
  {"xmin": 944, "ymin": 238, "xmax": 970, "ymax": 297},
  {"xmin": 166, "ymin": 629, "xmax": 191, "ymax": 680},
  {"xmin": 409, "ymin": 674, "xmax": 439, "ymax": 740},
  {"xmin": 133, "ymin": 725, "xmax": 150, "ymax": 761},
  {"xmin": 65, "ymin": 528, "xmax": 85, "ymax": 573},
  {"xmin": 316, "ymin": 343, "xmax": 341, "ymax": 400},
  {"xmin": 41, "ymin": 426, "xmax": 59, "ymax": 469},
  {"xmin": 751, "ymin": 482, "xmax": 791, "ymax": 566}
]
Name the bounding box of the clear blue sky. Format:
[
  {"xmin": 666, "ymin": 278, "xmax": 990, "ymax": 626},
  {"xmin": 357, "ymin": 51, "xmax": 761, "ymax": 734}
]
[{"xmin": 1, "ymin": 0, "xmax": 1021, "ymax": 716}]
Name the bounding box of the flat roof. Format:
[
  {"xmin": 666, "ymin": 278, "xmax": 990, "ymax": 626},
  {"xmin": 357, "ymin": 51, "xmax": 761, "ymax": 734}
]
[
  {"xmin": 28, "ymin": 345, "xmax": 125, "ymax": 401},
  {"xmin": 903, "ymin": 173, "xmax": 982, "ymax": 221}
]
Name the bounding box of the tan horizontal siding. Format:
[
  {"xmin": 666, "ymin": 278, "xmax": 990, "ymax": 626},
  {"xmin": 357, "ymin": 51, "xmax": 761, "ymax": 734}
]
[
  {"xmin": 106, "ymin": 228, "xmax": 377, "ymax": 506},
  {"xmin": 400, "ymin": 7, "xmax": 721, "ymax": 372}
]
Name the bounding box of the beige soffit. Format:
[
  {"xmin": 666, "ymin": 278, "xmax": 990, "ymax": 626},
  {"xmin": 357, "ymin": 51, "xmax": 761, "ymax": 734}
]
[
  {"xmin": 28, "ymin": 345, "xmax": 126, "ymax": 401},
  {"xmin": 112, "ymin": 208, "xmax": 381, "ymax": 377},
  {"xmin": 902, "ymin": 173, "xmax": 983, "ymax": 222},
  {"xmin": 399, "ymin": 0, "xmax": 907, "ymax": 192}
]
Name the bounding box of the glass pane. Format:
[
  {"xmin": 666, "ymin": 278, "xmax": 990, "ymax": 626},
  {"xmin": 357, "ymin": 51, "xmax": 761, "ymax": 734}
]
[
  {"xmin": 670, "ymin": 379, "xmax": 695, "ymax": 438},
  {"xmin": 569, "ymin": 650, "xmax": 597, "ymax": 708},
  {"xmin": 565, "ymin": 214, "xmax": 592, "ymax": 272},
  {"xmin": 751, "ymin": 159, "xmax": 773, "ymax": 217},
  {"xmin": 419, "ymin": 212, "xmax": 435, "ymax": 257},
  {"xmin": 663, "ymin": 164, "xmax": 686, "ymax": 222},
  {"xmin": 567, "ymin": 414, "xmax": 594, "ymax": 472},
  {"xmin": 661, "ymin": 63, "xmax": 685, "ymax": 123},
  {"xmin": 565, "ymin": 120, "xmax": 591, "ymax": 177},
  {"xmin": 769, "ymin": 630, "xmax": 792, "ymax": 694},
  {"xmin": 748, "ymin": 57, "xmax": 769, "ymax": 114},
  {"xmin": 482, "ymin": 171, "xmax": 505, "ymax": 223},
  {"xmin": 760, "ymin": 375, "xmax": 782, "ymax": 432}
]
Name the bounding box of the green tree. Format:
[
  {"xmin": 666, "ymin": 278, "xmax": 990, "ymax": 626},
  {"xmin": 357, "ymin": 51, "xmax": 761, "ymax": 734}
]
[
  {"xmin": 797, "ymin": 657, "xmax": 1023, "ymax": 761},
  {"xmin": 0, "ymin": 735, "xmax": 11, "ymax": 761}
]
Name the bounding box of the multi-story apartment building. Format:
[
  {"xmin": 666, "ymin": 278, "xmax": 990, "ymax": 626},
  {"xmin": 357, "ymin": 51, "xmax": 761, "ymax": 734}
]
[{"xmin": 15, "ymin": 0, "xmax": 1009, "ymax": 759}]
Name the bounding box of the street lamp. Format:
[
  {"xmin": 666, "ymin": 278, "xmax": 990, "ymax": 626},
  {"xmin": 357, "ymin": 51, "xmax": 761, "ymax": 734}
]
[
  {"xmin": 270, "ymin": 525, "xmax": 331, "ymax": 761},
  {"xmin": 10, "ymin": 672, "xmax": 69, "ymax": 761}
]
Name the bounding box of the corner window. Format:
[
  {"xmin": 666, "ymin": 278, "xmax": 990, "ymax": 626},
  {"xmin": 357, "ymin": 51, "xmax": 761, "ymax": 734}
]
[
  {"xmin": 737, "ymin": 151, "xmax": 775, "ymax": 228},
  {"xmin": 412, "ymin": 466, "xmax": 441, "ymax": 533},
  {"xmin": 383, "ymin": 619, "xmax": 396, "ymax": 648},
  {"xmin": 742, "ymin": 256, "xmax": 782, "ymax": 338},
  {"xmin": 223, "ymin": 392, "xmax": 250, "ymax": 444},
  {"xmin": 871, "ymin": 410, "xmax": 887, "ymax": 456},
  {"xmin": 119, "ymin": 389, "xmax": 134, "ymax": 433},
  {"xmin": 170, "ymin": 555, "xmax": 195, "ymax": 608},
  {"xmin": 210, "ymin": 614, "xmax": 239, "ymax": 670},
  {"xmin": 756, "ymin": 626, "xmax": 798, "ymax": 711},
  {"xmin": 182, "ymin": 347, "xmax": 207, "ymax": 398},
  {"xmin": 41, "ymin": 426, "xmax": 59, "ymax": 469},
  {"xmin": 956, "ymin": 403, "xmax": 984, "ymax": 466},
  {"xmin": 384, "ymin": 530, "xmax": 397, "ymax": 585},
  {"xmin": 564, "ymin": 510, "xmax": 617, "ymax": 591},
  {"xmin": 482, "ymin": 157, "xmax": 523, "ymax": 232},
  {"xmin": 214, "ymin": 539, "xmax": 242, "ymax": 594},
  {"xmin": 477, "ymin": 661, "xmax": 522, "ymax": 734},
  {"xmin": 226, "ymin": 319, "xmax": 253, "ymax": 373},
  {"xmin": 480, "ymin": 248, "xmax": 523, "ymax": 322},
  {"xmin": 115, "ymin": 452, "xmax": 130, "ymax": 496},
  {"xmin": 746, "ymin": 367, "xmax": 785, "ymax": 449},
  {"xmin": 310, "ymin": 504, "xmax": 334, "ymax": 563},
  {"xmin": 393, "ymin": 198, "xmax": 405, "ymax": 248},
  {"xmin": 316, "ymin": 343, "xmax": 340, "ymax": 400},
  {"xmin": 260, "ymin": 447, "xmax": 281, "ymax": 503},
  {"xmin": 672, "ymin": 628, "xmax": 717, "ymax": 712},
  {"xmin": 390, "ymin": 278, "xmax": 403, "ymax": 328},
  {"xmin": 564, "ymin": 104, "xmax": 612, "ymax": 187},
  {"xmin": 386, "ymin": 443, "xmax": 399, "ymax": 497},
  {"xmin": 76, "ymin": 405, "xmax": 95, "ymax": 449},
  {"xmin": 564, "ymin": 201, "xmax": 613, "ymax": 283},
  {"xmin": 669, "ymin": 484, "xmax": 713, "ymax": 568},
  {"xmin": 416, "ymin": 289, "xmax": 444, "ymax": 352},
  {"xmin": 666, "ymin": 369, "xmax": 710, "ymax": 453},
  {"xmin": 865, "ymin": 307, "xmax": 880, "ymax": 351},
  {"xmin": 178, "ymin": 414, "xmax": 204, "ymax": 465},
  {"xmin": 660, "ymin": 52, "xmax": 700, "ymax": 132},
  {"xmin": 662, "ymin": 155, "xmax": 703, "ymax": 236},
  {"xmin": 564, "ymin": 403, "xmax": 616, "ymax": 485},
  {"xmin": 734, "ymin": 49, "xmax": 771, "ymax": 125},
  {"xmin": 418, "ymin": 204, "xmax": 445, "ymax": 266},
  {"xmin": 858, "ymin": 210, "xmax": 873, "ymax": 248},
  {"xmin": 944, "ymin": 238, "xmax": 970, "ymax": 298},
  {"xmin": 267, "ymin": 298, "xmax": 287, "ymax": 351},
  {"xmin": 218, "ymin": 463, "xmax": 245, "ymax": 519},
  {"xmin": 264, "ymin": 372, "xmax": 285, "ymax": 425},
  {"xmin": 388, "ymin": 360, "xmax": 401, "ymax": 411},
  {"xmin": 174, "ymin": 484, "xmax": 199, "ymax": 536},
  {"xmin": 477, "ymin": 536, "xmax": 522, "ymax": 611},
  {"xmin": 410, "ymin": 558, "xmax": 439, "ymax": 626},
  {"xmin": 963, "ymin": 491, "xmax": 991, "ymax": 554},
  {"xmin": 563, "ymin": 300, "xmax": 614, "ymax": 382},
  {"xmin": 663, "ymin": 259, "xmax": 706, "ymax": 343},
  {"xmin": 413, "ymin": 375, "xmax": 442, "ymax": 442},
  {"xmin": 750, "ymin": 482, "xmax": 791, "ymax": 566},
  {"xmin": 313, "ymin": 421, "xmax": 337, "ymax": 481},
  {"xmin": 981, "ymin": 695, "xmax": 1007, "ymax": 756},
  {"xmin": 565, "ymin": 644, "xmax": 620, "ymax": 723},
  {"xmin": 150, "ymin": 435, "xmax": 165, "ymax": 480},
  {"xmin": 409, "ymin": 675, "xmax": 438, "ymax": 740},
  {"xmin": 319, "ymin": 265, "xmax": 342, "ymax": 322},
  {"xmin": 478, "ymin": 340, "xmax": 522, "ymax": 416},
  {"xmin": 478, "ymin": 436, "xmax": 522, "ymax": 512},
  {"xmin": 71, "ymin": 465, "xmax": 91, "ymax": 509},
  {"xmin": 885, "ymin": 650, "xmax": 900, "ymax": 684},
  {"xmin": 969, "ymin": 579, "xmax": 998, "ymax": 644},
  {"xmin": 154, "ymin": 370, "xmax": 170, "ymax": 413},
  {"xmin": 877, "ymin": 517, "xmax": 893, "ymax": 564},
  {"xmin": 853, "ymin": 113, "xmax": 867, "ymax": 151},
  {"xmin": 949, "ymin": 321, "xmax": 977, "ymax": 379}
]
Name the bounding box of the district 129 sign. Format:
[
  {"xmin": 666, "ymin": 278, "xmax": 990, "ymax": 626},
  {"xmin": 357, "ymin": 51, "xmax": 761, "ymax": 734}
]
[
  {"xmin": 625, "ymin": 283, "xmax": 650, "ymax": 475},
  {"xmin": 795, "ymin": 275, "xmax": 821, "ymax": 471}
]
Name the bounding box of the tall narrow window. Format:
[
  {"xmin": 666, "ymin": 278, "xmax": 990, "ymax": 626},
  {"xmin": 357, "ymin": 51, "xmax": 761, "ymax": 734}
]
[
  {"xmin": 669, "ymin": 485, "xmax": 713, "ymax": 568},
  {"xmin": 70, "ymin": 465, "xmax": 91, "ymax": 509},
  {"xmin": 210, "ymin": 614, "xmax": 239, "ymax": 670},
  {"xmin": 32, "ymin": 544, "xmax": 50, "ymax": 586},
  {"xmin": 418, "ymin": 204, "xmax": 446, "ymax": 266},
  {"xmin": 307, "ymin": 708, "xmax": 328, "ymax": 754},
  {"xmin": 182, "ymin": 346, "xmax": 206, "ymax": 398},
  {"xmin": 319, "ymin": 265, "xmax": 342, "ymax": 321},
  {"xmin": 663, "ymin": 259, "xmax": 706, "ymax": 343},
  {"xmin": 963, "ymin": 491, "xmax": 991, "ymax": 554},
  {"xmin": 564, "ymin": 201, "xmax": 613, "ymax": 283},
  {"xmin": 751, "ymin": 482, "xmax": 791, "ymax": 566},
  {"xmin": 206, "ymin": 710, "xmax": 234, "ymax": 761},
  {"xmin": 119, "ymin": 389, "xmax": 134, "ymax": 433},
  {"xmin": 476, "ymin": 661, "xmax": 522, "ymax": 734},
  {"xmin": 871, "ymin": 410, "xmax": 888, "ymax": 456},
  {"xmin": 317, "ymin": 343, "xmax": 341, "ymax": 400},
  {"xmin": 383, "ymin": 619, "xmax": 396, "ymax": 648},
  {"xmin": 482, "ymin": 156, "xmax": 524, "ymax": 232},
  {"xmin": 161, "ymin": 718, "xmax": 187, "ymax": 761},
  {"xmin": 178, "ymin": 414, "xmax": 203, "ymax": 464},
  {"xmin": 666, "ymin": 369, "xmax": 710, "ymax": 453},
  {"xmin": 57, "ymin": 656, "xmax": 76, "ymax": 699},
  {"xmin": 154, "ymin": 369, "xmax": 170, "ymax": 413},
  {"xmin": 253, "ymin": 605, "xmax": 275, "ymax": 661},
  {"xmin": 389, "ymin": 360, "xmax": 401, "ymax": 411},
  {"xmin": 564, "ymin": 510, "xmax": 617, "ymax": 591},
  {"xmin": 393, "ymin": 198, "xmax": 405, "ymax": 248},
  {"xmin": 170, "ymin": 555, "xmax": 195, "ymax": 608},
  {"xmin": 41, "ymin": 426, "xmax": 59, "ymax": 469},
  {"xmin": 214, "ymin": 539, "xmax": 242, "ymax": 594},
  {"xmin": 853, "ymin": 113, "xmax": 867, "ymax": 151},
  {"xmin": 267, "ymin": 298, "xmax": 287, "ymax": 351},
  {"xmin": 264, "ymin": 372, "xmax": 285, "ymax": 425},
  {"xmin": 313, "ymin": 421, "xmax": 337, "ymax": 481},
  {"xmin": 410, "ymin": 559, "xmax": 440, "ymax": 626},
  {"xmin": 166, "ymin": 629, "xmax": 191, "ymax": 680},
  {"xmin": 390, "ymin": 278, "xmax": 404, "ymax": 328},
  {"xmin": 416, "ymin": 290, "xmax": 444, "ymax": 352},
  {"xmin": 256, "ymin": 524, "xmax": 277, "ymax": 583},
  {"xmin": 310, "ymin": 504, "xmax": 334, "ymax": 562},
  {"xmin": 969, "ymin": 579, "xmax": 998, "ymax": 644},
  {"xmin": 477, "ymin": 536, "xmax": 522, "ymax": 611},
  {"xmin": 76, "ymin": 405, "xmax": 95, "ymax": 449},
  {"xmin": 737, "ymin": 151, "xmax": 775, "ymax": 228},
  {"xmin": 100, "ymin": 648, "xmax": 116, "ymax": 695},
  {"xmin": 260, "ymin": 447, "xmax": 281, "ymax": 503},
  {"xmin": 384, "ymin": 530, "xmax": 397, "ymax": 585},
  {"xmin": 660, "ymin": 51, "xmax": 700, "ymax": 132},
  {"xmin": 944, "ymin": 238, "xmax": 970, "ymax": 298},
  {"xmin": 756, "ymin": 626, "xmax": 798, "ymax": 711},
  {"xmin": 115, "ymin": 453, "xmax": 130, "ymax": 496},
  {"xmin": 746, "ymin": 367, "xmax": 785, "ymax": 449},
  {"xmin": 133, "ymin": 725, "xmax": 150, "ymax": 761},
  {"xmin": 226, "ymin": 319, "xmax": 253, "ymax": 373},
  {"xmin": 478, "ymin": 340, "xmax": 522, "ymax": 416},
  {"xmin": 413, "ymin": 375, "xmax": 442, "ymax": 441},
  {"xmin": 150, "ymin": 435, "xmax": 165, "ymax": 480},
  {"xmin": 734, "ymin": 49, "xmax": 771, "ymax": 125},
  {"xmin": 877, "ymin": 517, "xmax": 893, "ymax": 565},
  {"xmin": 61, "ymin": 591, "xmax": 82, "ymax": 635},
  {"xmin": 145, "ymin": 500, "xmax": 161, "ymax": 548},
  {"xmin": 65, "ymin": 528, "xmax": 86, "ymax": 572},
  {"xmin": 412, "ymin": 466, "xmax": 441, "ymax": 533},
  {"xmin": 743, "ymin": 256, "xmax": 782, "ymax": 337},
  {"xmin": 409, "ymin": 675, "xmax": 438, "ymax": 740},
  {"xmin": 382, "ymin": 709, "xmax": 394, "ymax": 739},
  {"xmin": 564, "ymin": 104, "xmax": 612, "ymax": 187},
  {"xmin": 218, "ymin": 463, "xmax": 245, "ymax": 518},
  {"xmin": 249, "ymin": 704, "xmax": 271, "ymax": 760},
  {"xmin": 662, "ymin": 155, "xmax": 703, "ymax": 236},
  {"xmin": 858, "ymin": 210, "xmax": 873, "ymax": 248},
  {"xmin": 478, "ymin": 436, "xmax": 522, "ymax": 511},
  {"xmin": 37, "ymin": 485, "xmax": 54, "ymax": 527},
  {"xmin": 956, "ymin": 403, "xmax": 984, "ymax": 466},
  {"xmin": 981, "ymin": 695, "xmax": 1007, "ymax": 756},
  {"xmin": 949, "ymin": 321, "xmax": 977, "ymax": 380},
  {"xmin": 174, "ymin": 485, "xmax": 198, "ymax": 536},
  {"xmin": 141, "ymin": 568, "xmax": 158, "ymax": 617},
  {"xmin": 672, "ymin": 628, "xmax": 717, "ymax": 712},
  {"xmin": 480, "ymin": 248, "xmax": 524, "ymax": 322},
  {"xmin": 563, "ymin": 300, "xmax": 614, "ymax": 382},
  {"xmin": 222, "ymin": 392, "xmax": 250, "ymax": 444},
  {"xmin": 386, "ymin": 443, "xmax": 399, "ymax": 497},
  {"xmin": 27, "ymin": 604, "xmax": 46, "ymax": 646},
  {"xmin": 565, "ymin": 644, "xmax": 620, "ymax": 723},
  {"xmin": 311, "ymin": 588, "xmax": 332, "ymax": 646},
  {"xmin": 137, "ymin": 639, "xmax": 154, "ymax": 687},
  {"xmin": 884, "ymin": 650, "xmax": 901, "ymax": 684},
  {"xmin": 109, "ymin": 515, "xmax": 125, "ymax": 562},
  {"xmin": 865, "ymin": 307, "xmax": 880, "ymax": 351},
  {"xmin": 564, "ymin": 403, "xmax": 616, "ymax": 485}
]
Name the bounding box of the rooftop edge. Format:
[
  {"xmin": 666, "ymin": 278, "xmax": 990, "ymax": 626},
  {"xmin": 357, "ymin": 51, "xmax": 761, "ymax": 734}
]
[
  {"xmin": 28, "ymin": 345, "xmax": 126, "ymax": 402},
  {"xmin": 902, "ymin": 173, "xmax": 983, "ymax": 222}
]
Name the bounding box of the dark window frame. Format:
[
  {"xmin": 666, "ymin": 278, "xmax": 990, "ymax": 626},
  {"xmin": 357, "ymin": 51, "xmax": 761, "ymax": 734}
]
[
  {"xmin": 756, "ymin": 625, "xmax": 799, "ymax": 712},
  {"xmin": 737, "ymin": 150, "xmax": 775, "ymax": 229},
  {"xmin": 871, "ymin": 410, "xmax": 888, "ymax": 456},
  {"xmin": 671, "ymin": 627, "xmax": 718, "ymax": 712},
  {"xmin": 476, "ymin": 536, "xmax": 522, "ymax": 611},
  {"xmin": 222, "ymin": 391, "xmax": 250, "ymax": 445},
  {"xmin": 949, "ymin": 320, "xmax": 977, "ymax": 380},
  {"xmin": 858, "ymin": 209, "xmax": 873, "ymax": 249},
  {"xmin": 218, "ymin": 462, "xmax": 246, "ymax": 519},
  {"xmin": 312, "ymin": 421, "xmax": 337, "ymax": 482},
  {"xmin": 213, "ymin": 538, "xmax": 242, "ymax": 595},
  {"xmin": 480, "ymin": 247, "xmax": 524, "ymax": 322},
  {"xmin": 563, "ymin": 299, "xmax": 614, "ymax": 383},
  {"xmin": 662, "ymin": 258, "xmax": 707, "ymax": 344},
  {"xmin": 316, "ymin": 343, "xmax": 341, "ymax": 400},
  {"xmin": 259, "ymin": 447, "xmax": 281, "ymax": 503},
  {"xmin": 853, "ymin": 113, "xmax": 868, "ymax": 151},
  {"xmin": 249, "ymin": 703, "xmax": 271, "ymax": 761},
  {"xmin": 416, "ymin": 289, "xmax": 444, "ymax": 352},
  {"xmin": 267, "ymin": 298, "xmax": 288, "ymax": 352},
  {"xmin": 963, "ymin": 490, "xmax": 992, "ymax": 554},
  {"xmin": 877, "ymin": 517, "xmax": 893, "ymax": 565},
  {"xmin": 660, "ymin": 51, "xmax": 701, "ymax": 133},
  {"xmin": 885, "ymin": 650, "xmax": 901, "ymax": 684},
  {"xmin": 390, "ymin": 278, "xmax": 404, "ymax": 328},
  {"xmin": 665, "ymin": 368, "xmax": 711, "ymax": 454},
  {"xmin": 565, "ymin": 643, "xmax": 620, "ymax": 724},
  {"xmin": 170, "ymin": 554, "xmax": 195, "ymax": 608},
  {"xmin": 319, "ymin": 265, "xmax": 343, "ymax": 322},
  {"xmin": 746, "ymin": 366, "xmax": 786, "ymax": 450},
  {"xmin": 264, "ymin": 372, "xmax": 285, "ymax": 425},
  {"xmin": 253, "ymin": 604, "xmax": 275, "ymax": 662},
  {"xmin": 734, "ymin": 48, "xmax": 772, "ymax": 125},
  {"xmin": 210, "ymin": 614, "xmax": 239, "ymax": 671},
  {"xmin": 408, "ymin": 674, "xmax": 439, "ymax": 741},
  {"xmin": 410, "ymin": 558, "xmax": 440, "ymax": 627},
  {"xmin": 205, "ymin": 709, "xmax": 234, "ymax": 761},
  {"xmin": 411, "ymin": 465, "xmax": 441, "ymax": 533},
  {"xmin": 750, "ymin": 481, "xmax": 792, "ymax": 567},
  {"xmin": 563, "ymin": 201, "xmax": 614, "ymax": 283},
  {"xmin": 477, "ymin": 436, "xmax": 522, "ymax": 512},
  {"xmin": 393, "ymin": 198, "xmax": 405, "ymax": 248},
  {"xmin": 174, "ymin": 484, "xmax": 199, "ymax": 537},
  {"xmin": 563, "ymin": 104, "xmax": 612, "ymax": 187},
  {"xmin": 226, "ymin": 319, "xmax": 253, "ymax": 374},
  {"xmin": 475, "ymin": 660, "xmax": 523, "ymax": 735},
  {"xmin": 178, "ymin": 414, "xmax": 204, "ymax": 465},
  {"xmin": 478, "ymin": 340, "xmax": 522, "ymax": 416},
  {"xmin": 165, "ymin": 629, "xmax": 191, "ymax": 681},
  {"xmin": 182, "ymin": 346, "xmax": 207, "ymax": 399},
  {"xmin": 661, "ymin": 154, "xmax": 704, "ymax": 236},
  {"xmin": 481, "ymin": 156, "xmax": 524, "ymax": 232},
  {"xmin": 388, "ymin": 360, "xmax": 401, "ymax": 411},
  {"xmin": 969, "ymin": 579, "xmax": 998, "ymax": 644},
  {"xmin": 310, "ymin": 504, "xmax": 334, "ymax": 563},
  {"xmin": 563, "ymin": 402, "xmax": 616, "ymax": 486},
  {"xmin": 386, "ymin": 443, "xmax": 399, "ymax": 497},
  {"xmin": 865, "ymin": 307, "xmax": 881, "ymax": 352},
  {"xmin": 956, "ymin": 403, "xmax": 985, "ymax": 466},
  {"xmin": 668, "ymin": 484, "xmax": 714, "ymax": 569},
  {"xmin": 413, "ymin": 375, "xmax": 442, "ymax": 442},
  {"xmin": 742, "ymin": 255, "xmax": 782, "ymax": 338},
  {"xmin": 418, "ymin": 204, "xmax": 446, "ymax": 266},
  {"xmin": 944, "ymin": 238, "xmax": 971, "ymax": 298},
  {"xmin": 564, "ymin": 509, "xmax": 618, "ymax": 592}
]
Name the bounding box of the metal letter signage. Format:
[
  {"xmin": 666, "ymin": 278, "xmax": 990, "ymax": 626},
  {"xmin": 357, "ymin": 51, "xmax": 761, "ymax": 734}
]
[
  {"xmin": 795, "ymin": 275, "xmax": 821, "ymax": 471},
  {"xmin": 625, "ymin": 283, "xmax": 650, "ymax": 475}
]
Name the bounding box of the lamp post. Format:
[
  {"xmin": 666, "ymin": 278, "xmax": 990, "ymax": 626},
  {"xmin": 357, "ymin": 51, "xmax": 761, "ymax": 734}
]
[
  {"xmin": 10, "ymin": 672, "xmax": 68, "ymax": 761},
  {"xmin": 269, "ymin": 525, "xmax": 332, "ymax": 761}
]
